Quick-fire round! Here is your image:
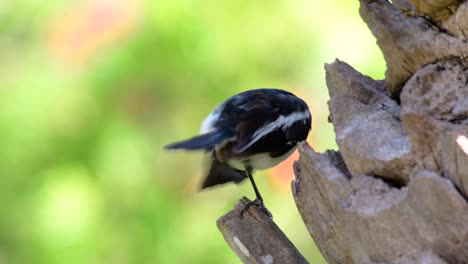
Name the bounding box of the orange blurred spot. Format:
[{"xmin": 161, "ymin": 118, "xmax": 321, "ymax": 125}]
[
  {"xmin": 268, "ymin": 88, "xmax": 319, "ymax": 192},
  {"xmin": 268, "ymin": 150, "xmax": 299, "ymax": 193},
  {"xmin": 269, "ymin": 141, "xmax": 317, "ymax": 193},
  {"xmin": 48, "ymin": 0, "xmax": 139, "ymax": 65}
]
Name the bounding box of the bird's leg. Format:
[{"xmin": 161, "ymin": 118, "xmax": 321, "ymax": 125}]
[{"xmin": 240, "ymin": 165, "xmax": 272, "ymax": 218}]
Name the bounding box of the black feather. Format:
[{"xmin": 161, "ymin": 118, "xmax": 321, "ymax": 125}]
[
  {"xmin": 164, "ymin": 131, "xmax": 234, "ymax": 150},
  {"xmin": 202, "ymin": 154, "xmax": 247, "ymax": 189}
]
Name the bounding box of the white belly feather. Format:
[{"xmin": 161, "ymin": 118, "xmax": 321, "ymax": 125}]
[{"xmin": 227, "ymin": 146, "xmax": 297, "ymax": 171}]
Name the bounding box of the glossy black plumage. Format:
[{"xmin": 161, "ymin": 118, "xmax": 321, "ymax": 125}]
[
  {"xmin": 202, "ymin": 155, "xmax": 247, "ymax": 188},
  {"xmin": 165, "ymin": 88, "xmax": 311, "ymax": 189}
]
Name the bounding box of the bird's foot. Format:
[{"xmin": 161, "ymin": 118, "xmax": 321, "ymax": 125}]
[{"xmin": 240, "ymin": 198, "xmax": 272, "ymax": 218}]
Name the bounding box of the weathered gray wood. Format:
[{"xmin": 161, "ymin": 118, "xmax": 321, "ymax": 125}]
[
  {"xmin": 441, "ymin": 131, "xmax": 468, "ymax": 197},
  {"xmin": 400, "ymin": 58, "xmax": 468, "ymax": 125},
  {"xmin": 217, "ymin": 197, "xmax": 308, "ymax": 264},
  {"xmin": 400, "ymin": 58, "xmax": 468, "ymax": 195},
  {"xmin": 402, "ymin": 113, "xmax": 468, "ymax": 196},
  {"xmin": 293, "ymin": 143, "xmax": 468, "ymax": 264},
  {"xmin": 292, "ymin": 144, "xmax": 352, "ymax": 264},
  {"xmin": 359, "ymin": 0, "xmax": 468, "ymax": 95},
  {"xmin": 394, "ymin": 0, "xmax": 460, "ymax": 21},
  {"xmin": 326, "ymin": 61, "xmax": 414, "ymax": 184},
  {"xmin": 290, "ymin": 0, "xmax": 468, "ymax": 262},
  {"xmin": 443, "ymin": 1, "xmax": 468, "ymax": 38}
]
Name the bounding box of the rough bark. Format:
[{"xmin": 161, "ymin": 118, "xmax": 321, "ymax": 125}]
[
  {"xmin": 219, "ymin": 0, "xmax": 468, "ymax": 263},
  {"xmin": 293, "ymin": 143, "xmax": 468, "ymax": 264},
  {"xmin": 292, "ymin": 0, "xmax": 468, "ymax": 263}
]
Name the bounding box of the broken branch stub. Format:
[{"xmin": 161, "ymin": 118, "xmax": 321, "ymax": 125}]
[
  {"xmin": 217, "ymin": 197, "xmax": 308, "ymax": 264},
  {"xmin": 325, "ymin": 60, "xmax": 415, "ymax": 184}
]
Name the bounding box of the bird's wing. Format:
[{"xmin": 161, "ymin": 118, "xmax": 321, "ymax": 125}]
[
  {"xmin": 233, "ymin": 104, "xmax": 279, "ymax": 154},
  {"xmin": 232, "ymin": 103, "xmax": 310, "ymax": 155}
]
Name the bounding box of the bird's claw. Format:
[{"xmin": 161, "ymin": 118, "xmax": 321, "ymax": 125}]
[{"xmin": 240, "ymin": 198, "xmax": 272, "ymax": 218}]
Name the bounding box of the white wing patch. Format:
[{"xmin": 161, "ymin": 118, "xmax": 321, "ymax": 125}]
[
  {"xmin": 200, "ymin": 106, "xmax": 221, "ymax": 134},
  {"xmin": 236, "ymin": 110, "xmax": 310, "ymax": 152}
]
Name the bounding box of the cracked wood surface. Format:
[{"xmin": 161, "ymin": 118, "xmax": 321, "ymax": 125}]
[{"xmin": 217, "ymin": 197, "xmax": 308, "ymax": 264}]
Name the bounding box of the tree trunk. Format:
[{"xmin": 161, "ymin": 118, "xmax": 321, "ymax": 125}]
[{"xmin": 219, "ymin": 0, "xmax": 468, "ymax": 263}]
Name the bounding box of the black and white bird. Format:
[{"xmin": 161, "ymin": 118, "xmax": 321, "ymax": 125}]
[{"xmin": 165, "ymin": 88, "xmax": 311, "ymax": 216}]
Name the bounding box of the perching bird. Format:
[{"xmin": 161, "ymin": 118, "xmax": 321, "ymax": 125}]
[{"xmin": 165, "ymin": 88, "xmax": 311, "ymax": 216}]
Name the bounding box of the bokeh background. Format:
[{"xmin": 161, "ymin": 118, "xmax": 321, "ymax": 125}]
[{"xmin": 0, "ymin": 0, "xmax": 385, "ymax": 263}]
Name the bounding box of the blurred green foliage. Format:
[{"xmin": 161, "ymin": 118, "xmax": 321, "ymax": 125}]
[{"xmin": 0, "ymin": 0, "xmax": 384, "ymax": 263}]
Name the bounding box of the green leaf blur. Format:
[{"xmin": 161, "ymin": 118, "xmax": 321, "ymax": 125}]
[{"xmin": 0, "ymin": 1, "xmax": 385, "ymax": 263}]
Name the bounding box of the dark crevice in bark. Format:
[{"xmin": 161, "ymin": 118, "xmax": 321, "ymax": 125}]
[
  {"xmin": 370, "ymin": 174, "xmax": 406, "ymax": 189},
  {"xmin": 326, "ymin": 150, "xmax": 352, "ymax": 179},
  {"xmin": 449, "ymin": 116, "xmax": 468, "ymax": 124},
  {"xmin": 447, "ymin": 173, "xmax": 468, "ymax": 202}
]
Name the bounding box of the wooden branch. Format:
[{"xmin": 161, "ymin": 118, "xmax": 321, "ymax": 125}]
[{"xmin": 217, "ymin": 197, "xmax": 308, "ymax": 264}]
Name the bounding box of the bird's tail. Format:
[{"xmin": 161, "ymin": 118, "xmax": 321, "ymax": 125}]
[
  {"xmin": 164, "ymin": 131, "xmax": 234, "ymax": 151},
  {"xmin": 201, "ymin": 156, "xmax": 247, "ymax": 189}
]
